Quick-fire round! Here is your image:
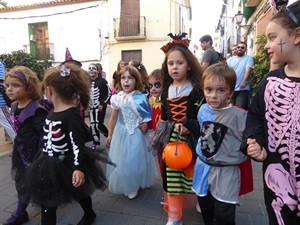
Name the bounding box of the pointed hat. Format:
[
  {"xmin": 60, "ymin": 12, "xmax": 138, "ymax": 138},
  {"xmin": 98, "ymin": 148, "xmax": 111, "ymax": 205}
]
[{"xmin": 61, "ymin": 47, "xmax": 82, "ymax": 67}]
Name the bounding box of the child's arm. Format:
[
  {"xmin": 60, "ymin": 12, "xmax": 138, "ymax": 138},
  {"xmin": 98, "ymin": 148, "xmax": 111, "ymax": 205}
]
[
  {"xmin": 106, "ymin": 109, "xmax": 118, "ymax": 147},
  {"xmin": 247, "ymin": 138, "xmax": 267, "ymax": 161}
]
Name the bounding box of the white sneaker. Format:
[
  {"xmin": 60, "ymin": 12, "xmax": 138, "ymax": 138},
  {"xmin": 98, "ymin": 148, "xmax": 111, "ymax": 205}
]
[
  {"xmin": 196, "ymin": 202, "xmax": 202, "ymax": 213},
  {"xmin": 166, "ymin": 220, "xmax": 183, "ymax": 225},
  {"xmin": 128, "ymin": 190, "xmax": 138, "ymax": 199}
]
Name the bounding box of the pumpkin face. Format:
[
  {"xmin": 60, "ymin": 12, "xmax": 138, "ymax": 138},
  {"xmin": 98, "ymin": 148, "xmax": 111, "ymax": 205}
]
[{"xmin": 162, "ymin": 142, "xmax": 192, "ymax": 169}]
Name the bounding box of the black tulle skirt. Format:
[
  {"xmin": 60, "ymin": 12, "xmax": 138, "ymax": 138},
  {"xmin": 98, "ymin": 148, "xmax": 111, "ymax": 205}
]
[{"xmin": 21, "ymin": 147, "xmax": 115, "ymax": 208}]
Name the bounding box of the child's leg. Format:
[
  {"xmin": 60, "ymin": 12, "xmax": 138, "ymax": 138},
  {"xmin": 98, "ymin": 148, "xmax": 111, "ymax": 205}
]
[
  {"xmin": 89, "ymin": 109, "xmax": 100, "ymax": 145},
  {"xmin": 97, "ymin": 106, "xmax": 108, "ymax": 138},
  {"xmin": 164, "ymin": 194, "xmax": 183, "ymax": 222},
  {"xmin": 214, "ymin": 200, "xmax": 236, "ymax": 225},
  {"xmin": 77, "ymin": 196, "xmax": 96, "ymax": 225},
  {"xmin": 198, "ymin": 193, "xmax": 215, "ymax": 225},
  {"xmin": 41, "ymin": 206, "xmax": 57, "ymax": 225},
  {"xmin": 3, "ymin": 198, "xmax": 28, "ymax": 224}
]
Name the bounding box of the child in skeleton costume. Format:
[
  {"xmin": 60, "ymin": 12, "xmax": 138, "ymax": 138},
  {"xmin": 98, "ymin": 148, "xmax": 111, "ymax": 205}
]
[
  {"xmin": 88, "ymin": 63, "xmax": 111, "ymax": 148},
  {"xmin": 192, "ymin": 64, "xmax": 249, "ymax": 225},
  {"xmin": 24, "ymin": 63, "xmax": 114, "ymax": 225},
  {"xmin": 241, "ymin": 2, "xmax": 300, "ymax": 225},
  {"xmin": 157, "ymin": 33, "xmax": 205, "ymax": 225},
  {"xmin": 2, "ymin": 66, "xmax": 47, "ymax": 225},
  {"xmin": 105, "ymin": 65, "xmax": 158, "ymax": 200}
]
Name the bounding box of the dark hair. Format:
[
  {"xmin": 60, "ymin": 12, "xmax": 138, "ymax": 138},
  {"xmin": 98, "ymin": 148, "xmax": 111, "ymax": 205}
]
[
  {"xmin": 161, "ymin": 45, "xmax": 203, "ymax": 91},
  {"xmin": 118, "ymin": 65, "xmax": 144, "ymax": 92},
  {"xmin": 95, "ymin": 63, "xmax": 103, "ymax": 72},
  {"xmin": 6, "ymin": 66, "xmax": 42, "ymax": 101},
  {"xmin": 238, "ymin": 41, "xmax": 247, "ymax": 47},
  {"xmin": 43, "ymin": 62, "xmax": 90, "ymax": 109},
  {"xmin": 129, "ymin": 60, "xmax": 149, "ymax": 86},
  {"xmin": 202, "ymin": 63, "xmax": 236, "ymax": 94},
  {"xmin": 199, "ymin": 34, "xmax": 213, "ymax": 45}
]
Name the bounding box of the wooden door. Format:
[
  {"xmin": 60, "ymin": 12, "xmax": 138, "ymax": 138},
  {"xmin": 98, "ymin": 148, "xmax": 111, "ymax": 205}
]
[{"xmin": 34, "ymin": 22, "xmax": 49, "ymax": 60}]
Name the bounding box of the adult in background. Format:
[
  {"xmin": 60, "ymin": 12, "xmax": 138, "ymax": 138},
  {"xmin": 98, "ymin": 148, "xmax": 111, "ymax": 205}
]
[
  {"xmin": 199, "ymin": 34, "xmax": 219, "ymax": 70},
  {"xmin": 227, "ymin": 41, "xmax": 253, "ymax": 110}
]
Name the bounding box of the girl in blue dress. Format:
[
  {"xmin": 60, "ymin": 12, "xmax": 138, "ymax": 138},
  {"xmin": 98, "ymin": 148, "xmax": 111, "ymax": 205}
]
[{"xmin": 106, "ymin": 65, "xmax": 158, "ymax": 199}]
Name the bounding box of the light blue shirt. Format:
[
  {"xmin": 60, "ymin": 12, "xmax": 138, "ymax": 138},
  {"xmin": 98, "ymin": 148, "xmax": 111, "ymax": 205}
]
[{"xmin": 227, "ymin": 55, "xmax": 253, "ymax": 91}]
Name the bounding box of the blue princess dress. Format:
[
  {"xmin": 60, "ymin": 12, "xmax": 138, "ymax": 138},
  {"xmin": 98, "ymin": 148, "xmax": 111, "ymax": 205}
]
[{"xmin": 106, "ymin": 91, "xmax": 158, "ymax": 196}]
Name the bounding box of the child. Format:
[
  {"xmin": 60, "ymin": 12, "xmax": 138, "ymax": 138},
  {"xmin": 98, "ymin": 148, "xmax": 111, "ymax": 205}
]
[
  {"xmin": 2, "ymin": 66, "xmax": 47, "ymax": 225},
  {"xmin": 105, "ymin": 65, "xmax": 158, "ymax": 200},
  {"xmin": 88, "ymin": 63, "xmax": 111, "ymax": 149},
  {"xmin": 241, "ymin": 2, "xmax": 300, "ymax": 224},
  {"xmin": 111, "ymin": 60, "xmax": 126, "ymax": 94},
  {"xmin": 158, "ymin": 33, "xmax": 205, "ymax": 225},
  {"xmin": 128, "ymin": 60, "xmax": 150, "ymax": 98},
  {"xmin": 192, "ymin": 63, "xmax": 249, "ymax": 225},
  {"xmin": 23, "ymin": 63, "xmax": 114, "ymax": 225},
  {"xmin": 148, "ymin": 69, "xmax": 164, "ymax": 176}
]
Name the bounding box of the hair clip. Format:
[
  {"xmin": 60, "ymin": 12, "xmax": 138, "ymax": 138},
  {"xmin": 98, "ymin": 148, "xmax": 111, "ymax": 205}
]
[
  {"xmin": 60, "ymin": 65, "xmax": 71, "ymax": 77},
  {"xmin": 137, "ymin": 62, "xmax": 143, "ymax": 71},
  {"xmin": 161, "ymin": 33, "xmax": 191, "ymax": 54}
]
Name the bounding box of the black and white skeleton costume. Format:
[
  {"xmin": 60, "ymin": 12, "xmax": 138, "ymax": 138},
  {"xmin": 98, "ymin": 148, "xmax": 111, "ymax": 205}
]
[
  {"xmin": 88, "ymin": 64, "xmax": 111, "ymax": 146},
  {"xmin": 23, "ymin": 107, "xmax": 113, "ymax": 208}
]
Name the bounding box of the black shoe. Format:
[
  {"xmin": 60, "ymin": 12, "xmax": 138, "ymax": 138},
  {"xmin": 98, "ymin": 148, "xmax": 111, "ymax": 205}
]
[
  {"xmin": 2, "ymin": 212, "xmax": 29, "ymax": 225},
  {"xmin": 77, "ymin": 211, "xmax": 96, "ymax": 225}
]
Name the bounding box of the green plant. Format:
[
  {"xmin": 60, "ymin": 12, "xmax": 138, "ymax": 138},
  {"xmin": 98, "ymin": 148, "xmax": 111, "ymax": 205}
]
[
  {"xmin": 251, "ymin": 34, "xmax": 270, "ymax": 95},
  {"xmin": 0, "ymin": 50, "xmax": 52, "ymax": 80}
]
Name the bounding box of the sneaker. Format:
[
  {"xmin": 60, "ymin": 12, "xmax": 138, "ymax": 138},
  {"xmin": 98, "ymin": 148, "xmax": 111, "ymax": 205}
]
[
  {"xmin": 160, "ymin": 197, "xmax": 164, "ymax": 205},
  {"xmin": 196, "ymin": 202, "xmax": 202, "ymax": 213},
  {"xmin": 166, "ymin": 220, "xmax": 183, "ymax": 225},
  {"xmin": 77, "ymin": 211, "xmax": 96, "ymax": 225},
  {"xmin": 128, "ymin": 190, "xmax": 138, "ymax": 199},
  {"xmin": 2, "ymin": 211, "xmax": 29, "ymax": 225}
]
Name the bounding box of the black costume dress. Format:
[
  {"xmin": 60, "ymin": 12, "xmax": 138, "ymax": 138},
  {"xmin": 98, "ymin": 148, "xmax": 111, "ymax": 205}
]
[{"xmin": 24, "ymin": 107, "xmax": 114, "ymax": 208}]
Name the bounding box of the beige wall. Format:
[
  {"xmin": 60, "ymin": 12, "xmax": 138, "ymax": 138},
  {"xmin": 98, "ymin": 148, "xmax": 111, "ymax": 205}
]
[{"xmin": 106, "ymin": 0, "xmax": 191, "ymax": 85}]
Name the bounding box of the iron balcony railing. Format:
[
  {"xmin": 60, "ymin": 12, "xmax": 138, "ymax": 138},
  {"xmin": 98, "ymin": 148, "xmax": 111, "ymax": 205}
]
[{"xmin": 113, "ymin": 16, "xmax": 146, "ymax": 40}]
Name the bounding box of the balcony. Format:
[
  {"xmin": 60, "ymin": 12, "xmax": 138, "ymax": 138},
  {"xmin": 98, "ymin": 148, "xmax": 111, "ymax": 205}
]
[
  {"xmin": 113, "ymin": 16, "xmax": 146, "ymax": 41},
  {"xmin": 36, "ymin": 42, "xmax": 54, "ymax": 60}
]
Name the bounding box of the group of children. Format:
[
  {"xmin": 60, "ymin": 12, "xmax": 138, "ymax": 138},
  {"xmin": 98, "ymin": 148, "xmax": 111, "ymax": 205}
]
[{"xmin": 1, "ymin": 2, "xmax": 300, "ymax": 225}]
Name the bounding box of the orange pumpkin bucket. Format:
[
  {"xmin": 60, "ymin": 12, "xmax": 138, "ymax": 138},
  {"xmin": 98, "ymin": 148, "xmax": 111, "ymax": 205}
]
[{"xmin": 162, "ymin": 141, "xmax": 192, "ymax": 170}]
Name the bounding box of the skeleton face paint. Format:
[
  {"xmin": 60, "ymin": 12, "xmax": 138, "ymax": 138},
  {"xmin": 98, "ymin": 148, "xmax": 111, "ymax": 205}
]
[{"xmin": 88, "ymin": 64, "xmax": 98, "ymax": 77}]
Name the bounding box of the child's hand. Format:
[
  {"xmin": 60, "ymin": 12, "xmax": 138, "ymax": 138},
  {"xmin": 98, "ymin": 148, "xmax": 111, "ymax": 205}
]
[
  {"xmin": 106, "ymin": 136, "xmax": 112, "ymax": 147},
  {"xmin": 72, "ymin": 170, "xmax": 85, "ymax": 188},
  {"xmin": 247, "ymin": 138, "xmax": 267, "ymax": 161},
  {"xmin": 175, "ymin": 123, "xmax": 190, "ymax": 135},
  {"xmin": 139, "ymin": 122, "xmax": 148, "ymax": 134}
]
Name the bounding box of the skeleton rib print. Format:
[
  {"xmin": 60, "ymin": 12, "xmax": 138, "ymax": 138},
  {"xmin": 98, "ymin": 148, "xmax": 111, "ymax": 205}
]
[{"xmin": 264, "ymin": 76, "xmax": 300, "ymax": 220}]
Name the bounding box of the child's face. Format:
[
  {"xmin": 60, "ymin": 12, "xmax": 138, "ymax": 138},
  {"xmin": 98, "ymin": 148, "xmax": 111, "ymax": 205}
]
[
  {"xmin": 120, "ymin": 71, "xmax": 136, "ymax": 94},
  {"xmin": 203, "ymin": 76, "xmax": 232, "ymax": 109},
  {"xmin": 5, "ymin": 76, "xmax": 28, "ymax": 102},
  {"xmin": 167, "ymin": 50, "xmax": 190, "ymax": 85},
  {"xmin": 265, "ymin": 21, "xmax": 298, "ymax": 65},
  {"xmin": 88, "ymin": 64, "xmax": 98, "ymax": 79},
  {"xmin": 149, "ymin": 77, "xmax": 163, "ymax": 97}
]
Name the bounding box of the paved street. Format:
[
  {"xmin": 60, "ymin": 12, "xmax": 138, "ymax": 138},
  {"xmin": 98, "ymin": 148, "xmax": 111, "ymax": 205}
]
[{"xmin": 0, "ymin": 108, "xmax": 269, "ymax": 225}]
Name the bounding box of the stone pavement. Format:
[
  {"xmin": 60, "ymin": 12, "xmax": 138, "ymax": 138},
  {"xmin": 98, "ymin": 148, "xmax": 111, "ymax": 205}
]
[{"xmin": 0, "ymin": 108, "xmax": 269, "ymax": 225}]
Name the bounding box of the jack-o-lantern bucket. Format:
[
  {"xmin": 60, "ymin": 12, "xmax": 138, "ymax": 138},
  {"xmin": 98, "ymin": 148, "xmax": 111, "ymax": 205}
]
[{"xmin": 162, "ymin": 142, "xmax": 192, "ymax": 169}]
